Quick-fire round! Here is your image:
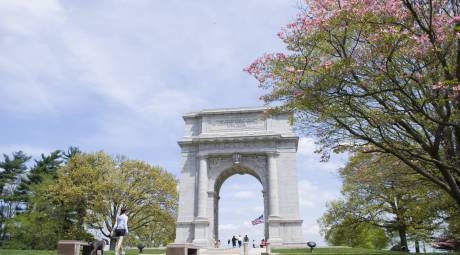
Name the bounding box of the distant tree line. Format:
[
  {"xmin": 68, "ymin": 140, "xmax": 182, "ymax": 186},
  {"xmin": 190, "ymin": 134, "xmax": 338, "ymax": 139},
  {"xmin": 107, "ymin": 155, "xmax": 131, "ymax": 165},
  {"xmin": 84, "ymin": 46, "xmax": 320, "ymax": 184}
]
[{"xmin": 0, "ymin": 148, "xmax": 177, "ymax": 250}]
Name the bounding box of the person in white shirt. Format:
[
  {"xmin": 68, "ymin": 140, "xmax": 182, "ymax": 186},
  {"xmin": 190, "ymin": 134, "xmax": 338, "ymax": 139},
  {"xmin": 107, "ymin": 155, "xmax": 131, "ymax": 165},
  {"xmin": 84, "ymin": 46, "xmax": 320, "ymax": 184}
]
[{"xmin": 113, "ymin": 208, "xmax": 129, "ymax": 255}]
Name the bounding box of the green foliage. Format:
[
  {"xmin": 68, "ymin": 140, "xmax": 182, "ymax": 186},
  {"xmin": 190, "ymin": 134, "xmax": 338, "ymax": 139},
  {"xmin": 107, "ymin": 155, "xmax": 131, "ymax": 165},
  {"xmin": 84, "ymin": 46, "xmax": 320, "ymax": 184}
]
[
  {"xmin": 62, "ymin": 146, "xmax": 81, "ymax": 160},
  {"xmin": 1, "ymin": 148, "xmax": 175, "ymax": 250},
  {"xmin": 6, "ymin": 175, "xmax": 91, "ymax": 250},
  {"xmin": 25, "ymin": 150, "xmax": 62, "ymax": 185},
  {"xmin": 246, "ymin": 0, "xmax": 460, "ymax": 210},
  {"xmin": 0, "ymin": 151, "xmax": 31, "ymax": 242},
  {"xmin": 124, "ymin": 217, "xmax": 176, "ymax": 247},
  {"xmin": 320, "ymin": 200, "xmax": 389, "ymax": 249},
  {"xmin": 14, "ymin": 150, "xmax": 64, "ymax": 203},
  {"xmin": 319, "ymin": 152, "xmax": 448, "ymax": 250},
  {"xmin": 47, "ymin": 152, "xmax": 177, "ymax": 247},
  {"xmin": 0, "ymin": 151, "xmax": 31, "ymax": 192},
  {"xmin": 6, "ymin": 211, "xmax": 67, "ymax": 250},
  {"xmin": 442, "ymin": 207, "xmax": 460, "ymax": 240}
]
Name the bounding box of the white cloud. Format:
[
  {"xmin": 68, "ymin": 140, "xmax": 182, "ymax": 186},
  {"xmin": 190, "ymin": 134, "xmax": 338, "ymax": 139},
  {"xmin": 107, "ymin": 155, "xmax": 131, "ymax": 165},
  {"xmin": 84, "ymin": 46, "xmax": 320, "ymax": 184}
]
[
  {"xmin": 0, "ymin": 0, "xmax": 64, "ymax": 36},
  {"xmin": 303, "ymin": 223, "xmax": 323, "ymax": 243},
  {"xmin": 298, "ymin": 180, "xmax": 339, "ymax": 209},
  {"xmin": 229, "ymin": 183, "xmax": 243, "ymax": 190},
  {"xmin": 304, "ymin": 223, "xmax": 321, "ymax": 235},
  {"xmin": 298, "ymin": 137, "xmax": 317, "ymax": 156},
  {"xmin": 233, "ymin": 191, "xmax": 256, "ymax": 199},
  {"xmin": 220, "ymin": 224, "xmax": 239, "ymax": 230},
  {"xmin": 0, "ymin": 0, "xmax": 297, "ymax": 116},
  {"xmin": 250, "ymin": 206, "xmax": 264, "ymax": 213},
  {"xmin": 0, "ymin": 0, "xmax": 342, "ymax": 246},
  {"xmin": 297, "ymin": 137, "xmax": 348, "ymax": 173}
]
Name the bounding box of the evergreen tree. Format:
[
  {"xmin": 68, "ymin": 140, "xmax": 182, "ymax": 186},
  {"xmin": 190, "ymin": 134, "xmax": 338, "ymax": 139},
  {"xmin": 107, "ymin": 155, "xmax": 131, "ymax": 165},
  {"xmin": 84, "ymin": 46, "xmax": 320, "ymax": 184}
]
[
  {"xmin": 0, "ymin": 151, "xmax": 31, "ymax": 193},
  {"xmin": 0, "ymin": 151, "xmax": 31, "ymax": 241},
  {"xmin": 15, "ymin": 150, "xmax": 63, "ymax": 202},
  {"xmin": 63, "ymin": 146, "xmax": 81, "ymax": 161}
]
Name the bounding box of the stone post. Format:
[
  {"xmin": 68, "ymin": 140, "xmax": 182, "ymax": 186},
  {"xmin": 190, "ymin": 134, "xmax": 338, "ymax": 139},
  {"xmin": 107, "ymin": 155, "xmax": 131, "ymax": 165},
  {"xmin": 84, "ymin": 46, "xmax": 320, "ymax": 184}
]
[
  {"xmin": 197, "ymin": 155, "xmax": 208, "ymax": 218},
  {"xmin": 243, "ymin": 242, "xmax": 249, "ymax": 255}
]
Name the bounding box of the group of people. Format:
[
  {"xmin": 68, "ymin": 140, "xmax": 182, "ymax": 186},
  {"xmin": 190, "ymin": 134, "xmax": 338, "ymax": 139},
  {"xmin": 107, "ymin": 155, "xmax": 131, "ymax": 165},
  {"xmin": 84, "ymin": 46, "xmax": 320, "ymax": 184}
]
[
  {"xmin": 228, "ymin": 235, "xmax": 248, "ymax": 248},
  {"xmin": 225, "ymin": 235, "xmax": 268, "ymax": 248}
]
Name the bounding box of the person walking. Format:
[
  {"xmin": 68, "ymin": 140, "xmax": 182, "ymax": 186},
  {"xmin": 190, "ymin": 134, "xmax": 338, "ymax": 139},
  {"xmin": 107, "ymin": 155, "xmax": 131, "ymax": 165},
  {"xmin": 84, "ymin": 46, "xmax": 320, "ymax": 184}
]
[
  {"xmin": 113, "ymin": 208, "xmax": 129, "ymax": 255},
  {"xmin": 237, "ymin": 235, "xmax": 242, "ymax": 248},
  {"xmin": 232, "ymin": 236, "xmax": 237, "ymax": 248},
  {"xmin": 243, "ymin": 235, "xmax": 249, "ymax": 243}
]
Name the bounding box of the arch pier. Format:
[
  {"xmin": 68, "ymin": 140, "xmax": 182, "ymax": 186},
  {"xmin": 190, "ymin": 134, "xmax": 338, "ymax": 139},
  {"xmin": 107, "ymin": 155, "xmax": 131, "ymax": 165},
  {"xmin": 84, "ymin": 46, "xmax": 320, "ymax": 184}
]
[{"xmin": 174, "ymin": 107, "xmax": 305, "ymax": 247}]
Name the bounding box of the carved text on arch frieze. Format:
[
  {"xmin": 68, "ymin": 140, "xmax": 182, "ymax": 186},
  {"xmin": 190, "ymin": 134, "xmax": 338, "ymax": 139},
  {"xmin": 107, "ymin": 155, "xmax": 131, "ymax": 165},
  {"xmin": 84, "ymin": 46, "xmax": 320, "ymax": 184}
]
[
  {"xmin": 206, "ymin": 115, "xmax": 266, "ymax": 132},
  {"xmin": 200, "ymin": 141, "xmax": 275, "ymax": 151}
]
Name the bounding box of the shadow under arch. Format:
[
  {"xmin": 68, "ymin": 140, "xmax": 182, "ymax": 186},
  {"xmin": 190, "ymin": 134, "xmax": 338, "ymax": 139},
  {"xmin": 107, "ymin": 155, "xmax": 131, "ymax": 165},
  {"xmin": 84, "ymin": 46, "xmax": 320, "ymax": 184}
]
[{"xmin": 213, "ymin": 163, "xmax": 267, "ymax": 242}]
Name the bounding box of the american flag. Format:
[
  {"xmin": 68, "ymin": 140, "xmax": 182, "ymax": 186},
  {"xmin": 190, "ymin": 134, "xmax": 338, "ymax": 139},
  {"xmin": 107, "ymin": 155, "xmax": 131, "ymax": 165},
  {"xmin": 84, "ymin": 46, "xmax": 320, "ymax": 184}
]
[{"xmin": 251, "ymin": 214, "xmax": 264, "ymax": 225}]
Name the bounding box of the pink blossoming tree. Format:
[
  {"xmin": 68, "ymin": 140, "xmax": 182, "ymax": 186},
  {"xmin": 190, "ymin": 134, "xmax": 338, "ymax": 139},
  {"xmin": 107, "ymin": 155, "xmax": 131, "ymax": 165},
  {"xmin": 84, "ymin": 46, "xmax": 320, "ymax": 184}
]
[{"xmin": 246, "ymin": 0, "xmax": 460, "ymax": 209}]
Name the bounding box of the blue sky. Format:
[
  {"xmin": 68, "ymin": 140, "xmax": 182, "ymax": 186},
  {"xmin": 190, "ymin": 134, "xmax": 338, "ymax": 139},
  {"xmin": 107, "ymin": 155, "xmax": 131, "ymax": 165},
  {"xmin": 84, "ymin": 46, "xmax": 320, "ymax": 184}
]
[{"xmin": 0, "ymin": 0, "xmax": 347, "ymax": 245}]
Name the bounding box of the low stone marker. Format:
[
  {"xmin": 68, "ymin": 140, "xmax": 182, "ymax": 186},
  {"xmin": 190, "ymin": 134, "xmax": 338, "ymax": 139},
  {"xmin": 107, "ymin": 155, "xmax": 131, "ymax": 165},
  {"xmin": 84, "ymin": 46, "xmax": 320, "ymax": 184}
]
[
  {"xmin": 57, "ymin": 240, "xmax": 90, "ymax": 255},
  {"xmin": 166, "ymin": 243, "xmax": 199, "ymax": 255}
]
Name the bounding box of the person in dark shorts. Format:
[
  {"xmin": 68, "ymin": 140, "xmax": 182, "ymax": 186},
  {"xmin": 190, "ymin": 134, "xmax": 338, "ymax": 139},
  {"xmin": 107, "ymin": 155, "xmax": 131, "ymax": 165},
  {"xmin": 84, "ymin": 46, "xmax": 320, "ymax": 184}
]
[{"xmin": 113, "ymin": 208, "xmax": 129, "ymax": 255}]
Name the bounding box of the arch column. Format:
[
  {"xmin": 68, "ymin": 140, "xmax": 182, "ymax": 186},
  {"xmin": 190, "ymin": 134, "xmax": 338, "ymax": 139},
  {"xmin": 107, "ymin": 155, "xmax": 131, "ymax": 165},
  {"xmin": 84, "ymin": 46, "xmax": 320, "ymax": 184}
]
[
  {"xmin": 193, "ymin": 155, "xmax": 211, "ymax": 246},
  {"xmin": 268, "ymin": 152, "xmax": 279, "ymax": 218},
  {"xmin": 267, "ymin": 152, "xmax": 282, "ymax": 245},
  {"xmin": 197, "ymin": 155, "xmax": 208, "ymax": 219}
]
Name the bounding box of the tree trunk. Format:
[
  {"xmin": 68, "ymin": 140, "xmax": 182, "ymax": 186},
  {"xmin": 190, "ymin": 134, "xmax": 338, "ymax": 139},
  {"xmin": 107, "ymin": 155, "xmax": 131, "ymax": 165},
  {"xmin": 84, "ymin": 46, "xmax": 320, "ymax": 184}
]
[
  {"xmin": 398, "ymin": 226, "xmax": 409, "ymax": 252},
  {"xmin": 415, "ymin": 239, "xmax": 420, "ymax": 253},
  {"xmin": 110, "ymin": 237, "xmax": 117, "ymax": 250}
]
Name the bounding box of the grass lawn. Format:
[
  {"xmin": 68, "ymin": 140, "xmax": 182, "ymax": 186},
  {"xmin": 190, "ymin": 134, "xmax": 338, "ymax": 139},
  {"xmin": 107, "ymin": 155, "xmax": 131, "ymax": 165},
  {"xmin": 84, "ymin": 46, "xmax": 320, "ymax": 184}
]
[
  {"xmin": 1, "ymin": 247, "xmax": 459, "ymax": 255},
  {"xmin": 272, "ymin": 247, "xmax": 460, "ymax": 255},
  {"xmin": 0, "ymin": 248, "xmax": 165, "ymax": 255},
  {"xmin": 0, "ymin": 250, "xmax": 56, "ymax": 255}
]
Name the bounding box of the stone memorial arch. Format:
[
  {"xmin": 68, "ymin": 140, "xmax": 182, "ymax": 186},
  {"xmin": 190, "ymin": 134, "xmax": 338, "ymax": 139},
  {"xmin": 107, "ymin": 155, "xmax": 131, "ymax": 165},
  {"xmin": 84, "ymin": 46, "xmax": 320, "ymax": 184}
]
[{"xmin": 174, "ymin": 107, "xmax": 304, "ymax": 247}]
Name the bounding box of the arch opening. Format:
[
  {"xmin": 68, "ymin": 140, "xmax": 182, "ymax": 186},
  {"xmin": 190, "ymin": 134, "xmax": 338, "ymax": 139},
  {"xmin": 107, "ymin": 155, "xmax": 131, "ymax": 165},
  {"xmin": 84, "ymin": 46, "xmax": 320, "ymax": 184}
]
[{"xmin": 213, "ymin": 165, "xmax": 267, "ymax": 247}]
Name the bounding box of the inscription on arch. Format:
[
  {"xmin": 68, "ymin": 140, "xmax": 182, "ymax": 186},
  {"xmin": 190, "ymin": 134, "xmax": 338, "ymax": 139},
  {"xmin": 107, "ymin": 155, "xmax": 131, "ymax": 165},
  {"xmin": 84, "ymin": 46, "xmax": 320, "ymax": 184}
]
[{"xmin": 205, "ymin": 114, "xmax": 266, "ymax": 132}]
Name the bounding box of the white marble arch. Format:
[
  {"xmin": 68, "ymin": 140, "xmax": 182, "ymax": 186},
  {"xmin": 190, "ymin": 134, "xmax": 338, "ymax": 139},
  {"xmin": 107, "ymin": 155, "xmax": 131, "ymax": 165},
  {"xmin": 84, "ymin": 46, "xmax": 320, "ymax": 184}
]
[{"xmin": 174, "ymin": 107, "xmax": 304, "ymax": 247}]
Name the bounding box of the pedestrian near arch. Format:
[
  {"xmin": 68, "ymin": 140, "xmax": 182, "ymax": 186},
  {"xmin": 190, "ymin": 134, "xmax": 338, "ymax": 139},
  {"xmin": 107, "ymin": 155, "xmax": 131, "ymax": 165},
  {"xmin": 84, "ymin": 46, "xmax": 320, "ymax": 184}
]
[{"xmin": 113, "ymin": 208, "xmax": 129, "ymax": 255}]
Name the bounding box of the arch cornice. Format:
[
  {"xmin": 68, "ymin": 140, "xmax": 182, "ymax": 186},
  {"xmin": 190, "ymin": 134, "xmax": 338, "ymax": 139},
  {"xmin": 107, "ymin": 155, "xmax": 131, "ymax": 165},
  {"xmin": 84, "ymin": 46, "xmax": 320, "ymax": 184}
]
[{"xmin": 178, "ymin": 134, "xmax": 298, "ymax": 145}]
